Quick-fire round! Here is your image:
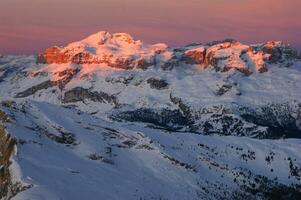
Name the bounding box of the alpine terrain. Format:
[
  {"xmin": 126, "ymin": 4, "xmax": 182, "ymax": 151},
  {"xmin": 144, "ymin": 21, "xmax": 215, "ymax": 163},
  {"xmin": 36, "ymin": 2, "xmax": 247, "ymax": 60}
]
[{"xmin": 1, "ymin": 31, "xmax": 301, "ymax": 200}]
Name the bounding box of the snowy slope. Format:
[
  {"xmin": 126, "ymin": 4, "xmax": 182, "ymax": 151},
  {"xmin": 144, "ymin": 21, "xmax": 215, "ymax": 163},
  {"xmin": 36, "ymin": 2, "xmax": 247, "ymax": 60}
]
[
  {"xmin": 0, "ymin": 31, "xmax": 301, "ymax": 199},
  {"xmin": 1, "ymin": 101, "xmax": 301, "ymax": 200}
]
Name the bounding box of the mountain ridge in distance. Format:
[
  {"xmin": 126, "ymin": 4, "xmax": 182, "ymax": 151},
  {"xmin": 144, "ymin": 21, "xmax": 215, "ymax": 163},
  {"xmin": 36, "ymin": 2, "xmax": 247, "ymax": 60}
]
[{"xmin": 36, "ymin": 31, "xmax": 301, "ymax": 75}]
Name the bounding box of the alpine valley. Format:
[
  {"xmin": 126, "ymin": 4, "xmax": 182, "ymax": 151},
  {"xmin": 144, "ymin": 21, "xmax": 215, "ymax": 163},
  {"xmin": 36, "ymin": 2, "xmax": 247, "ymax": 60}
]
[{"xmin": 1, "ymin": 31, "xmax": 301, "ymax": 200}]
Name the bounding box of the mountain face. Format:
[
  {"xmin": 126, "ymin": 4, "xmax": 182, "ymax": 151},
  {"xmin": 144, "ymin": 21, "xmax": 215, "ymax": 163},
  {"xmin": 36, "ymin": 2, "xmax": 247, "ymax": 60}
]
[
  {"xmin": 36, "ymin": 32, "xmax": 299, "ymax": 74},
  {"xmin": 0, "ymin": 31, "xmax": 301, "ymax": 199}
]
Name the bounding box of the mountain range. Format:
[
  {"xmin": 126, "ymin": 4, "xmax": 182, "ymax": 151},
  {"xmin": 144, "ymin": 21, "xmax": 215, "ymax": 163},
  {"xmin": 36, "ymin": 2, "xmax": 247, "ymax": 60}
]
[{"xmin": 1, "ymin": 31, "xmax": 301, "ymax": 200}]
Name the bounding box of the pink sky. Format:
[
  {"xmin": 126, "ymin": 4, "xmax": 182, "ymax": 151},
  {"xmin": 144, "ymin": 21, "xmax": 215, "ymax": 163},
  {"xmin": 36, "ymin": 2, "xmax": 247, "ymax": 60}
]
[{"xmin": 0, "ymin": 0, "xmax": 300, "ymax": 54}]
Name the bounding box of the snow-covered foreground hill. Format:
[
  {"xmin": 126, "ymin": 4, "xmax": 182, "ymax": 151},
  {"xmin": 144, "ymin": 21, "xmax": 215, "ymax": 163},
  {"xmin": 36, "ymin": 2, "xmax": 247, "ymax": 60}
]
[
  {"xmin": 1, "ymin": 101, "xmax": 301, "ymax": 200},
  {"xmin": 0, "ymin": 32, "xmax": 301, "ymax": 199}
]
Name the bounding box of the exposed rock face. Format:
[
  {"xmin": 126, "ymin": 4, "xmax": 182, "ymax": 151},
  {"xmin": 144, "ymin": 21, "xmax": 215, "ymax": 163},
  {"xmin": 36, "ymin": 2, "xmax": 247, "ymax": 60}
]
[
  {"xmin": 109, "ymin": 57, "xmax": 135, "ymax": 70},
  {"xmin": 195, "ymin": 103, "xmax": 301, "ymax": 138},
  {"xmin": 112, "ymin": 108, "xmax": 190, "ymax": 131},
  {"xmin": 204, "ymin": 42, "xmax": 233, "ymax": 67},
  {"xmin": 37, "ymin": 46, "xmax": 71, "ymax": 64},
  {"xmin": 72, "ymin": 52, "xmax": 95, "ymax": 64},
  {"xmin": 136, "ymin": 57, "xmax": 155, "ymax": 70},
  {"xmin": 239, "ymin": 103, "xmax": 301, "ymax": 138},
  {"xmin": 215, "ymin": 84, "xmax": 233, "ymax": 96},
  {"xmin": 0, "ymin": 110, "xmax": 11, "ymax": 123},
  {"xmin": 182, "ymin": 48, "xmax": 206, "ymax": 65},
  {"xmin": 242, "ymin": 49, "xmax": 268, "ymax": 73},
  {"xmin": 37, "ymin": 48, "xmax": 137, "ymax": 70},
  {"xmin": 108, "ymin": 93, "xmax": 301, "ymax": 139},
  {"xmin": 262, "ymin": 42, "xmax": 283, "ymax": 64},
  {"xmin": 0, "ymin": 109, "xmax": 28, "ymax": 199},
  {"xmin": 0, "ymin": 126, "xmax": 17, "ymax": 199},
  {"xmin": 113, "ymin": 102, "xmax": 301, "ymax": 138},
  {"xmin": 15, "ymin": 80, "xmax": 54, "ymax": 98},
  {"xmin": 161, "ymin": 56, "xmax": 179, "ymax": 71},
  {"xmin": 261, "ymin": 41, "xmax": 301, "ymax": 66},
  {"xmin": 63, "ymin": 87, "xmax": 117, "ymax": 105}
]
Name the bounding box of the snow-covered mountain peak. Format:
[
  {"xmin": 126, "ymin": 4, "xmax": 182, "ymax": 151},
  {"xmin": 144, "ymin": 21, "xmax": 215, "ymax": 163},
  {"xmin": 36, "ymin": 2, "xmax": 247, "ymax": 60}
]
[
  {"xmin": 36, "ymin": 32, "xmax": 300, "ymax": 77},
  {"xmin": 36, "ymin": 31, "xmax": 169, "ymax": 69},
  {"xmin": 73, "ymin": 31, "xmax": 112, "ymax": 45},
  {"xmin": 68, "ymin": 31, "xmax": 140, "ymax": 48}
]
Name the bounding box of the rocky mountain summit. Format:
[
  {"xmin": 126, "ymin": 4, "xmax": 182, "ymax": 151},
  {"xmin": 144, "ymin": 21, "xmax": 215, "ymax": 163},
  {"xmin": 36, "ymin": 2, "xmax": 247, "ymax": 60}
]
[
  {"xmin": 0, "ymin": 31, "xmax": 301, "ymax": 199},
  {"xmin": 36, "ymin": 31, "xmax": 300, "ymax": 75}
]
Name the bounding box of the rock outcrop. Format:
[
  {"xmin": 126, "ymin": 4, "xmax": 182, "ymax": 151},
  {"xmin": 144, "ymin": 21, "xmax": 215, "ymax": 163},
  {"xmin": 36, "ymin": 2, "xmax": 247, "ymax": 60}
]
[
  {"xmin": 261, "ymin": 41, "xmax": 301, "ymax": 64},
  {"xmin": 112, "ymin": 108, "xmax": 190, "ymax": 131},
  {"xmin": 63, "ymin": 87, "xmax": 117, "ymax": 105},
  {"xmin": 182, "ymin": 48, "xmax": 206, "ymax": 65},
  {"xmin": 0, "ymin": 126, "xmax": 17, "ymax": 199},
  {"xmin": 0, "ymin": 109, "xmax": 28, "ymax": 199},
  {"xmin": 147, "ymin": 78, "xmax": 169, "ymax": 90},
  {"xmin": 16, "ymin": 68, "xmax": 80, "ymax": 98},
  {"xmin": 112, "ymin": 102, "xmax": 301, "ymax": 138}
]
